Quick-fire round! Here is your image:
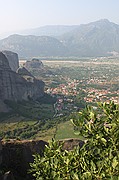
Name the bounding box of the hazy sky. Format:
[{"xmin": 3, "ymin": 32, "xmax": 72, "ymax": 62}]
[{"xmin": 0, "ymin": 0, "xmax": 119, "ymax": 34}]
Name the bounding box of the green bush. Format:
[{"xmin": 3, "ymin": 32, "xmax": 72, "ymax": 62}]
[{"xmin": 30, "ymin": 102, "xmax": 119, "ymax": 180}]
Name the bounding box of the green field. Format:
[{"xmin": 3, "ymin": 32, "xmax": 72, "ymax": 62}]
[
  {"xmin": 55, "ymin": 120, "xmax": 83, "ymax": 140},
  {"xmin": 0, "ymin": 119, "xmax": 83, "ymax": 141}
]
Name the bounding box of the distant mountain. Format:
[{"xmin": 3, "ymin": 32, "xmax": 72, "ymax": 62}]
[
  {"xmin": 17, "ymin": 25, "xmax": 79, "ymax": 37},
  {"xmin": 0, "ymin": 19, "xmax": 119, "ymax": 58},
  {"xmin": 59, "ymin": 19, "xmax": 119, "ymax": 56},
  {"xmin": 0, "ymin": 34, "xmax": 67, "ymax": 58},
  {"xmin": 0, "ymin": 25, "xmax": 79, "ymax": 39}
]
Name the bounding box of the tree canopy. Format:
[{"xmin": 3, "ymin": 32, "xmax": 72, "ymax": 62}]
[{"xmin": 30, "ymin": 101, "xmax": 119, "ymax": 180}]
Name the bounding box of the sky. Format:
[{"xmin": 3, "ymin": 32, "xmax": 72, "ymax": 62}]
[{"xmin": 0, "ymin": 0, "xmax": 119, "ymax": 34}]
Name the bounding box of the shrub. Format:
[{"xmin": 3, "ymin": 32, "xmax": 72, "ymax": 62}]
[{"xmin": 30, "ymin": 102, "xmax": 119, "ymax": 179}]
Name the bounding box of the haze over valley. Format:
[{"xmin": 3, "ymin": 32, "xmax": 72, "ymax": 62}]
[
  {"xmin": 0, "ymin": 0, "xmax": 119, "ymax": 179},
  {"xmin": 0, "ymin": 19, "xmax": 119, "ymax": 58}
]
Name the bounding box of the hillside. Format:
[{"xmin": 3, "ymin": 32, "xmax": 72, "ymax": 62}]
[
  {"xmin": 0, "ymin": 19, "xmax": 119, "ymax": 58},
  {"xmin": 60, "ymin": 19, "xmax": 119, "ymax": 56},
  {"xmin": 0, "ymin": 34, "xmax": 67, "ymax": 58},
  {"xmin": 17, "ymin": 25, "xmax": 79, "ymax": 37}
]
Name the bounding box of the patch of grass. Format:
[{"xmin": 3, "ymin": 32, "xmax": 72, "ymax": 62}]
[
  {"xmin": 0, "ymin": 120, "xmax": 37, "ymax": 139},
  {"xmin": 55, "ymin": 121, "xmax": 84, "ymax": 140},
  {"xmin": 0, "ymin": 119, "xmax": 84, "ymax": 141},
  {"xmin": 35, "ymin": 128, "xmax": 56, "ymax": 141}
]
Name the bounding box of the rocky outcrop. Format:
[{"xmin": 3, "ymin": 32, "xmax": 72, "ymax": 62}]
[
  {"xmin": 2, "ymin": 50, "xmax": 19, "ymax": 72},
  {"xmin": 17, "ymin": 67, "xmax": 34, "ymax": 83},
  {"xmin": 0, "ymin": 138, "xmax": 84, "ymax": 180},
  {"xmin": 17, "ymin": 67, "xmax": 34, "ymax": 77},
  {"xmin": 61, "ymin": 138, "xmax": 84, "ymax": 151},
  {"xmin": 25, "ymin": 58, "xmax": 44, "ymax": 70},
  {"xmin": 1, "ymin": 139, "xmax": 48, "ymax": 179},
  {"xmin": 0, "ymin": 52, "xmax": 45, "ymax": 112},
  {"xmin": 24, "ymin": 58, "xmax": 53, "ymax": 77}
]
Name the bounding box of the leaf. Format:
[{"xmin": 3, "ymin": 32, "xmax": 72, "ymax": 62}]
[
  {"xmin": 112, "ymin": 157, "xmax": 118, "ymax": 169},
  {"xmin": 89, "ymin": 111, "xmax": 95, "ymax": 119},
  {"xmin": 73, "ymin": 173, "xmax": 79, "ymax": 180},
  {"xmin": 101, "ymin": 138, "xmax": 107, "ymax": 145},
  {"xmin": 82, "ymin": 172, "xmax": 92, "ymax": 179},
  {"xmin": 91, "ymin": 160, "xmax": 96, "ymax": 172}
]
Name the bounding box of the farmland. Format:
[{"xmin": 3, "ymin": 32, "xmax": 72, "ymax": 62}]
[{"xmin": 0, "ymin": 57, "xmax": 118, "ymax": 140}]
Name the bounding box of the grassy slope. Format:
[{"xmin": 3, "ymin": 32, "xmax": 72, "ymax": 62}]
[
  {"xmin": 55, "ymin": 120, "xmax": 82, "ymax": 140},
  {"xmin": 0, "ymin": 119, "xmax": 82, "ymax": 141}
]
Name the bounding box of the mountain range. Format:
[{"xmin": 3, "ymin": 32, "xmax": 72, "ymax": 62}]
[{"xmin": 0, "ymin": 19, "xmax": 119, "ymax": 58}]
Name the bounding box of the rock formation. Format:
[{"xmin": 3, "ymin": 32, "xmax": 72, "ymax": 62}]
[
  {"xmin": 2, "ymin": 50, "xmax": 19, "ymax": 72},
  {"xmin": 0, "ymin": 138, "xmax": 84, "ymax": 179},
  {"xmin": 24, "ymin": 58, "xmax": 53, "ymax": 77},
  {"xmin": 25, "ymin": 58, "xmax": 44, "ymax": 70},
  {"xmin": 0, "ymin": 52, "xmax": 45, "ymax": 112},
  {"xmin": 1, "ymin": 139, "xmax": 48, "ymax": 179},
  {"xmin": 17, "ymin": 66, "xmax": 34, "ymax": 77},
  {"xmin": 16, "ymin": 67, "xmax": 34, "ymax": 82}
]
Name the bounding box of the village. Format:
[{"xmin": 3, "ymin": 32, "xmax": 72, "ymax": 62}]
[{"xmin": 46, "ymin": 74, "xmax": 119, "ymax": 116}]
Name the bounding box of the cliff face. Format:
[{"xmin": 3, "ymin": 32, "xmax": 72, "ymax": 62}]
[
  {"xmin": 2, "ymin": 50, "xmax": 19, "ymax": 72},
  {"xmin": 0, "ymin": 52, "xmax": 45, "ymax": 112}
]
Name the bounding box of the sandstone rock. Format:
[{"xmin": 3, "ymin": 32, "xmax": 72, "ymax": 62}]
[
  {"xmin": 17, "ymin": 67, "xmax": 33, "ymax": 77},
  {"xmin": 0, "ymin": 52, "xmax": 10, "ymax": 68},
  {"xmin": 0, "ymin": 52, "xmax": 45, "ymax": 112},
  {"xmin": 60, "ymin": 138, "xmax": 84, "ymax": 151},
  {"xmin": 0, "ymin": 100, "xmax": 10, "ymax": 112},
  {"xmin": 25, "ymin": 58, "xmax": 44, "ymax": 70},
  {"xmin": 1, "ymin": 138, "xmax": 84, "ymax": 179},
  {"xmin": 24, "ymin": 58, "xmax": 53, "ymax": 77},
  {"xmin": 2, "ymin": 51, "xmax": 19, "ymax": 72},
  {"xmin": 17, "ymin": 67, "xmax": 34, "ymax": 82},
  {"xmin": 1, "ymin": 140, "xmax": 48, "ymax": 179}
]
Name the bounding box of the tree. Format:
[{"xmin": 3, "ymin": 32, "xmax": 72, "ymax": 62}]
[
  {"xmin": 71, "ymin": 101, "xmax": 119, "ymax": 179},
  {"xmin": 30, "ymin": 101, "xmax": 119, "ymax": 179}
]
